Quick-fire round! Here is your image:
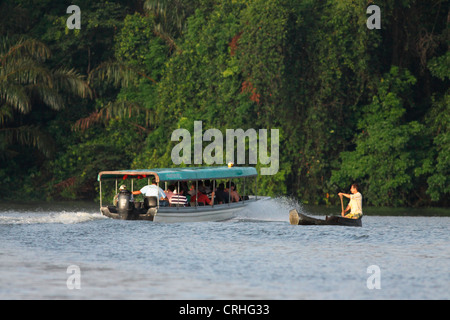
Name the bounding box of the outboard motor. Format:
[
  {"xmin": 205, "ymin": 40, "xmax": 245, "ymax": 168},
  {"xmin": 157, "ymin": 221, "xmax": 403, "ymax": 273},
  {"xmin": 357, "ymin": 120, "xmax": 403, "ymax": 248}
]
[{"xmin": 117, "ymin": 190, "xmax": 134, "ymax": 215}]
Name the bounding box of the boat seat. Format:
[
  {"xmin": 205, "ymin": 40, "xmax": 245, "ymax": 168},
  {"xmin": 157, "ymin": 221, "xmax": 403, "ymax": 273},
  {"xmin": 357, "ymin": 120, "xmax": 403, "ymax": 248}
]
[{"xmin": 144, "ymin": 196, "xmax": 158, "ymax": 209}]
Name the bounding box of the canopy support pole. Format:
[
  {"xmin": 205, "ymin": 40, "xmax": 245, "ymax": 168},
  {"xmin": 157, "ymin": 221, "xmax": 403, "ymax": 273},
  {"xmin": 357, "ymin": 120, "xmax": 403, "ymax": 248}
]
[
  {"xmin": 99, "ymin": 180, "xmax": 102, "ymax": 209},
  {"xmin": 228, "ymin": 178, "xmax": 231, "ymax": 205},
  {"xmin": 212, "ymin": 179, "xmax": 215, "ymax": 208},
  {"xmin": 244, "ymin": 178, "xmax": 246, "ymax": 203},
  {"xmin": 157, "ymin": 179, "xmax": 160, "ymax": 208},
  {"xmin": 195, "ymin": 180, "xmax": 198, "ymax": 207},
  {"xmin": 255, "ymin": 176, "xmax": 258, "ymax": 200},
  {"xmin": 177, "ymin": 181, "xmax": 180, "ymax": 209}
]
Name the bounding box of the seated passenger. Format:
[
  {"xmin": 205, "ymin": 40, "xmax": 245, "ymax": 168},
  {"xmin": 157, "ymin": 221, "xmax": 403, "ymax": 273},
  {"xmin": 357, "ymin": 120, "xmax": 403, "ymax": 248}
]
[
  {"xmin": 204, "ymin": 180, "xmax": 212, "ymax": 197},
  {"xmin": 191, "ymin": 189, "xmax": 215, "ymax": 206},
  {"xmin": 132, "ymin": 178, "xmax": 168, "ymax": 207},
  {"xmin": 170, "ymin": 188, "xmax": 188, "ymax": 207},
  {"xmin": 226, "ymin": 182, "xmax": 241, "ymax": 202},
  {"xmin": 165, "ymin": 184, "xmax": 176, "ymax": 202},
  {"xmin": 113, "ymin": 184, "xmax": 134, "ymax": 206},
  {"xmin": 215, "ymin": 183, "xmax": 229, "ymax": 204},
  {"xmin": 188, "ymin": 182, "xmax": 197, "ymax": 197}
]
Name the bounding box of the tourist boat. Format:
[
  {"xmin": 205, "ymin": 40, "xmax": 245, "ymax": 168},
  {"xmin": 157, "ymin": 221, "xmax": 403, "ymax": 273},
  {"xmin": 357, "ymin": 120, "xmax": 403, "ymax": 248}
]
[
  {"xmin": 289, "ymin": 209, "xmax": 362, "ymax": 227},
  {"xmin": 98, "ymin": 166, "xmax": 261, "ymax": 223}
]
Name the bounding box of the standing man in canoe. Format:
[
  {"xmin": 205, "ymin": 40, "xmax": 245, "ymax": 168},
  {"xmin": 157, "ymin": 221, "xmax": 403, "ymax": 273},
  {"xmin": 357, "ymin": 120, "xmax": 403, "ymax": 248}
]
[{"xmin": 338, "ymin": 183, "xmax": 363, "ymax": 219}]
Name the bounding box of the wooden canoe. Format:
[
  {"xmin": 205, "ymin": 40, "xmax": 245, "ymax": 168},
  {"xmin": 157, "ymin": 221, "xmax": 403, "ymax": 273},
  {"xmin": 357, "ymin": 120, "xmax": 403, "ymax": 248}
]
[{"xmin": 289, "ymin": 209, "xmax": 362, "ymax": 227}]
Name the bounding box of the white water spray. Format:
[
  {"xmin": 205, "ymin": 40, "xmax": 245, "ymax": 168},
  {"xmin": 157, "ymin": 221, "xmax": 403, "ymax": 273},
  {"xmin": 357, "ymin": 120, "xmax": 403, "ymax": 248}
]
[{"xmin": 236, "ymin": 196, "xmax": 303, "ymax": 222}]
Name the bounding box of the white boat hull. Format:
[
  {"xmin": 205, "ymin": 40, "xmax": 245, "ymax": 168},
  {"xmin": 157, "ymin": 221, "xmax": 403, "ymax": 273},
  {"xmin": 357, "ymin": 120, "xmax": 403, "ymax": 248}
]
[
  {"xmin": 101, "ymin": 197, "xmax": 264, "ymax": 223},
  {"xmin": 153, "ymin": 202, "xmax": 246, "ymax": 223}
]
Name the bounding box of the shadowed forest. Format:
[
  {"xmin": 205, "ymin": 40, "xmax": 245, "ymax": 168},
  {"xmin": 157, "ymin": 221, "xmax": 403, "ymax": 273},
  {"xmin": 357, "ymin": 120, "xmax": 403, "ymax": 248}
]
[{"xmin": 0, "ymin": 0, "xmax": 448, "ymax": 207}]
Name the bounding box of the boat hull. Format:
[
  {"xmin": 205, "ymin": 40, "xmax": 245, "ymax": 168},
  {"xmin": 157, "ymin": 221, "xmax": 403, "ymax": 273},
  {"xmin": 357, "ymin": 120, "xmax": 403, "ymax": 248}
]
[
  {"xmin": 289, "ymin": 209, "xmax": 362, "ymax": 227},
  {"xmin": 153, "ymin": 204, "xmax": 242, "ymax": 223},
  {"xmin": 101, "ymin": 198, "xmax": 260, "ymax": 223}
]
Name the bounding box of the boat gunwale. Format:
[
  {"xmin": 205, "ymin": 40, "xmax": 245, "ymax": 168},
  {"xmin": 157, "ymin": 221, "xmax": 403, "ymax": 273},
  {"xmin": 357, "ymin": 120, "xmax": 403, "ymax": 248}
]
[
  {"xmin": 100, "ymin": 197, "xmax": 258, "ymax": 222},
  {"xmin": 289, "ymin": 209, "xmax": 362, "ymax": 227},
  {"xmin": 100, "ymin": 196, "xmax": 254, "ymax": 213}
]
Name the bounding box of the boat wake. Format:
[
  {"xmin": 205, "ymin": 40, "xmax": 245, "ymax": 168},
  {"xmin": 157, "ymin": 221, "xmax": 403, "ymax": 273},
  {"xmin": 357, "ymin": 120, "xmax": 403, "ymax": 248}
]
[
  {"xmin": 0, "ymin": 197, "xmax": 301, "ymax": 225},
  {"xmin": 235, "ymin": 196, "xmax": 302, "ymax": 222},
  {"xmin": 0, "ymin": 211, "xmax": 106, "ymax": 225}
]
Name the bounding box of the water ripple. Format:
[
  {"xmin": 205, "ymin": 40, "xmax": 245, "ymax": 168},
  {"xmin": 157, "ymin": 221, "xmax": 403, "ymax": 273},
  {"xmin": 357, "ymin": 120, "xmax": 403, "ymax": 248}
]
[{"xmin": 0, "ymin": 199, "xmax": 449, "ymax": 299}]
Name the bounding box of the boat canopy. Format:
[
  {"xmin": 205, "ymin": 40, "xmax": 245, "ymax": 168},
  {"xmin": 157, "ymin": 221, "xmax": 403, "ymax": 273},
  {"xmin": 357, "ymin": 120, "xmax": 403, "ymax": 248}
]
[{"xmin": 98, "ymin": 166, "xmax": 257, "ymax": 182}]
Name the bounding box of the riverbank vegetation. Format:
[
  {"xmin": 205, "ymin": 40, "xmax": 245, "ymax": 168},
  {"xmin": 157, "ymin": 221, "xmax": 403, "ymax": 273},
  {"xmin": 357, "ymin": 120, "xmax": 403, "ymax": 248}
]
[{"xmin": 1, "ymin": 0, "xmax": 448, "ymax": 207}]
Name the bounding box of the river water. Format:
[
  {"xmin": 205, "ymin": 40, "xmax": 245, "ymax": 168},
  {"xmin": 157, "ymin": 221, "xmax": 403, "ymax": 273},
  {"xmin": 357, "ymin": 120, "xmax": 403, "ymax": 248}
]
[{"xmin": 0, "ymin": 198, "xmax": 449, "ymax": 300}]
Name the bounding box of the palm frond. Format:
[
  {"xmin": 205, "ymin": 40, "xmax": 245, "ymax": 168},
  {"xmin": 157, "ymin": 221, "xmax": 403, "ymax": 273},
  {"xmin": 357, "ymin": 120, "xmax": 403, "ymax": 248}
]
[
  {"xmin": 0, "ymin": 36, "xmax": 92, "ymax": 115},
  {"xmin": 144, "ymin": 0, "xmax": 168, "ymax": 16},
  {"xmin": 30, "ymin": 84, "xmax": 65, "ymax": 111},
  {"xmin": 0, "ymin": 37, "xmax": 51, "ymax": 64},
  {"xmin": 0, "ymin": 82, "xmax": 31, "ymax": 114},
  {"xmin": 144, "ymin": 0, "xmax": 187, "ymax": 32},
  {"xmin": 0, "ymin": 125, "xmax": 55, "ymax": 157},
  {"xmin": 72, "ymin": 100, "xmax": 151, "ymax": 132},
  {"xmin": 88, "ymin": 60, "xmax": 157, "ymax": 87},
  {"xmin": 0, "ymin": 36, "xmax": 93, "ymax": 159},
  {"xmin": 1, "ymin": 56, "xmax": 53, "ymax": 85},
  {"xmin": 52, "ymin": 67, "xmax": 93, "ymax": 99},
  {"xmin": 0, "ymin": 103, "xmax": 13, "ymax": 125},
  {"xmin": 143, "ymin": 0, "xmax": 187, "ymax": 50}
]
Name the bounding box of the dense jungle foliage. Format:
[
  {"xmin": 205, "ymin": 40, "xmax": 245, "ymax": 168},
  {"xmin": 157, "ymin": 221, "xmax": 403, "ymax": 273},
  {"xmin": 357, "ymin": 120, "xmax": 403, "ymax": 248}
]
[{"xmin": 0, "ymin": 0, "xmax": 448, "ymax": 206}]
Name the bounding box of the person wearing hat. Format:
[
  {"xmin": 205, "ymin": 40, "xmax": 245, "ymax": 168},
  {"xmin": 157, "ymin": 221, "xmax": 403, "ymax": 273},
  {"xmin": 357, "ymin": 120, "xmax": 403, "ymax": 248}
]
[{"xmin": 113, "ymin": 184, "xmax": 134, "ymax": 206}]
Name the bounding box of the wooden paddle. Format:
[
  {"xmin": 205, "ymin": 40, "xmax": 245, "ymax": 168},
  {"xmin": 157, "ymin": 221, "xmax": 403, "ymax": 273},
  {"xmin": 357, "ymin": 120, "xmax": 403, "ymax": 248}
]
[{"xmin": 339, "ymin": 193, "xmax": 344, "ymax": 216}]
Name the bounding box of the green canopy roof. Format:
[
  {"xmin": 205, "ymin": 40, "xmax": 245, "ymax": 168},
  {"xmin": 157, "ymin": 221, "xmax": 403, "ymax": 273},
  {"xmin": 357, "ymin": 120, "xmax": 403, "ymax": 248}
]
[{"xmin": 98, "ymin": 166, "xmax": 257, "ymax": 182}]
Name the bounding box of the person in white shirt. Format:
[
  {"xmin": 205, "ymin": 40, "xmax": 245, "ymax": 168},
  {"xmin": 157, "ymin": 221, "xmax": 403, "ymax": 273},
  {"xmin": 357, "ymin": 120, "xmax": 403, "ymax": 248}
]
[
  {"xmin": 338, "ymin": 183, "xmax": 363, "ymax": 219},
  {"xmin": 133, "ymin": 179, "xmax": 168, "ymax": 206}
]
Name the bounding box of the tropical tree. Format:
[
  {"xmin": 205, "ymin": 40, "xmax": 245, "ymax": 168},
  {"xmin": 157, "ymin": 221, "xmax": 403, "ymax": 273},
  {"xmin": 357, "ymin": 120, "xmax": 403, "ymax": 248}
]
[
  {"xmin": 330, "ymin": 67, "xmax": 424, "ymax": 206},
  {"xmin": 143, "ymin": 0, "xmax": 209, "ymax": 50},
  {"xmin": 73, "ymin": 13, "xmax": 167, "ymax": 132},
  {"xmin": 0, "ymin": 36, "xmax": 91, "ymax": 157}
]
